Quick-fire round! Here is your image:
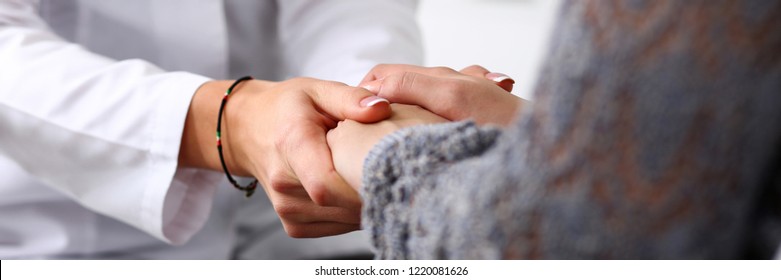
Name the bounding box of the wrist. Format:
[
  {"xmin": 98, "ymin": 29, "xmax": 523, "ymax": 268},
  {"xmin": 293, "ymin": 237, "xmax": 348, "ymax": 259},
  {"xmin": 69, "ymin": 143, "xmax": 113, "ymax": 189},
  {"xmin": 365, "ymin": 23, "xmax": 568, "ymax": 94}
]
[{"xmin": 180, "ymin": 80, "xmax": 251, "ymax": 176}]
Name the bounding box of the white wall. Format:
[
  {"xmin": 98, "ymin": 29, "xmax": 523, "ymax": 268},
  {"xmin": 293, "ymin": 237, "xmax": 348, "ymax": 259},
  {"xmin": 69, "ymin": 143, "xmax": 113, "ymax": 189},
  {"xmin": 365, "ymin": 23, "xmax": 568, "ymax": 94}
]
[{"xmin": 417, "ymin": 0, "xmax": 561, "ymax": 99}]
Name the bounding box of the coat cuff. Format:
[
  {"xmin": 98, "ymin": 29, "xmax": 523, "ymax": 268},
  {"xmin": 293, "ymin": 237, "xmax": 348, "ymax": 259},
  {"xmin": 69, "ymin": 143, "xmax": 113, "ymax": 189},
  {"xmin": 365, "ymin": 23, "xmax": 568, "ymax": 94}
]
[{"xmin": 137, "ymin": 71, "xmax": 219, "ymax": 245}]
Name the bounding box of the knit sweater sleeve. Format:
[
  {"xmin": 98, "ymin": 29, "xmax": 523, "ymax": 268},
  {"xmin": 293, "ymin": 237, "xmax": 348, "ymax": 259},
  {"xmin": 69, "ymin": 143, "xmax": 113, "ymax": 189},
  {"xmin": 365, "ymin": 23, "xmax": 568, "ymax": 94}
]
[
  {"xmin": 360, "ymin": 0, "xmax": 781, "ymax": 259},
  {"xmin": 361, "ymin": 122, "xmax": 501, "ymax": 259}
]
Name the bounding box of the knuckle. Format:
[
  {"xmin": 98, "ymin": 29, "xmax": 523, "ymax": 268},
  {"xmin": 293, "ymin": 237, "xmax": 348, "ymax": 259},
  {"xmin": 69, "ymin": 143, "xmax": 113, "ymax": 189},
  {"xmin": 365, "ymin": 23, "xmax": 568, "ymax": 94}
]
[
  {"xmin": 438, "ymin": 81, "xmax": 474, "ymax": 119},
  {"xmin": 440, "ymin": 103, "xmax": 465, "ymax": 120},
  {"xmin": 273, "ymin": 203, "xmax": 299, "ymax": 219},
  {"xmin": 377, "ymin": 73, "xmax": 404, "ymax": 98},
  {"xmin": 268, "ymin": 173, "xmax": 297, "ymax": 193},
  {"xmin": 431, "ymin": 66, "xmax": 457, "ymax": 75},
  {"xmin": 307, "ymin": 183, "xmax": 332, "ymax": 206},
  {"xmin": 283, "ymin": 224, "xmax": 309, "ymax": 238},
  {"xmin": 462, "ymin": 64, "xmax": 488, "ymax": 73},
  {"xmin": 441, "ymin": 78, "xmax": 470, "ymax": 96}
]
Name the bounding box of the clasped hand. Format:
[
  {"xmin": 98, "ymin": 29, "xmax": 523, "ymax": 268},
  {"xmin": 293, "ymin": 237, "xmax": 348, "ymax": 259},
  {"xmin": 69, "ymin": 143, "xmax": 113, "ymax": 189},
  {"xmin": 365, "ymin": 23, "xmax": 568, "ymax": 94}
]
[{"xmin": 181, "ymin": 65, "xmax": 522, "ymax": 238}]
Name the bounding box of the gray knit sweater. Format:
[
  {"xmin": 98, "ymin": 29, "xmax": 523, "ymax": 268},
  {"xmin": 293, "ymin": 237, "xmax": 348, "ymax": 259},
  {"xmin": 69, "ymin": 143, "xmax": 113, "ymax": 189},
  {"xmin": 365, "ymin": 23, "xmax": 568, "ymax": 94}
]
[{"xmin": 360, "ymin": 0, "xmax": 781, "ymax": 259}]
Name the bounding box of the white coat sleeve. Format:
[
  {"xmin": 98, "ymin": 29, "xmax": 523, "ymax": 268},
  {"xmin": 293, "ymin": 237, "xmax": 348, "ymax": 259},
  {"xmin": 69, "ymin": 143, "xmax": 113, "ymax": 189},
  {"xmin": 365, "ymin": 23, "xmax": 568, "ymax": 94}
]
[
  {"xmin": 0, "ymin": 0, "xmax": 220, "ymax": 245},
  {"xmin": 277, "ymin": 0, "xmax": 423, "ymax": 85}
]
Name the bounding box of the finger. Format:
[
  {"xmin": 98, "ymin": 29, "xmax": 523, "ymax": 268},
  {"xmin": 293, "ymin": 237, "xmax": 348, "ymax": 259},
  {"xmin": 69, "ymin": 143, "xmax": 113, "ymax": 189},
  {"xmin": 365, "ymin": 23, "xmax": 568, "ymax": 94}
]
[
  {"xmin": 360, "ymin": 64, "xmax": 459, "ymax": 85},
  {"xmin": 364, "ymin": 72, "xmax": 473, "ymax": 121},
  {"xmin": 307, "ymin": 81, "xmax": 391, "ymax": 124},
  {"xmin": 296, "ymin": 205, "xmax": 361, "ymax": 224},
  {"xmin": 460, "ymin": 65, "xmax": 515, "ymax": 92},
  {"xmin": 286, "ymin": 123, "xmax": 363, "ymax": 209},
  {"xmin": 459, "ymin": 64, "xmax": 491, "ymax": 78},
  {"xmin": 261, "ymin": 170, "xmax": 360, "ymax": 224},
  {"xmin": 284, "ymin": 222, "xmax": 362, "ymax": 238},
  {"xmin": 485, "ymin": 72, "xmax": 515, "ymax": 92},
  {"xmin": 274, "ymin": 194, "xmax": 361, "ymax": 224}
]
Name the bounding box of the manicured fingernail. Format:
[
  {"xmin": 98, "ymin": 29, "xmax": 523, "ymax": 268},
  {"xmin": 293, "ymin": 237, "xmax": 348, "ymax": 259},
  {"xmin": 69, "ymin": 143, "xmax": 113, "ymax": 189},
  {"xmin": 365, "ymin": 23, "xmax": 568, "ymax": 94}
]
[
  {"xmin": 360, "ymin": 96, "xmax": 389, "ymax": 107},
  {"xmin": 486, "ymin": 72, "xmax": 515, "ymax": 84}
]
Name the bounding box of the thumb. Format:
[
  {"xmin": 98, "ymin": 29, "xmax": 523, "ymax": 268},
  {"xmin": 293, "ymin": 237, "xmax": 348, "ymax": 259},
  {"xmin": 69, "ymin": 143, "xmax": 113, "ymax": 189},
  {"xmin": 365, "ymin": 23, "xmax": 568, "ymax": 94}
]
[{"xmin": 307, "ymin": 82, "xmax": 392, "ymax": 123}]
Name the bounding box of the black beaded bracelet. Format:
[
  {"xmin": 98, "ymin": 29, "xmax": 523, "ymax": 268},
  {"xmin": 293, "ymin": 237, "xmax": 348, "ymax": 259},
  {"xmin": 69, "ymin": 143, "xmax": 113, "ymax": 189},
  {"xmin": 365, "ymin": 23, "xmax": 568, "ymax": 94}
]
[{"xmin": 216, "ymin": 76, "xmax": 257, "ymax": 198}]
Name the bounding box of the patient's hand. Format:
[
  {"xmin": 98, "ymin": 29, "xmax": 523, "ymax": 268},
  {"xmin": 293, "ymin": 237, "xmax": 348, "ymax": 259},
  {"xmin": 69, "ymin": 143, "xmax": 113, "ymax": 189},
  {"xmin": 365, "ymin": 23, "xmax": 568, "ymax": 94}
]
[
  {"xmin": 359, "ymin": 64, "xmax": 524, "ymax": 126},
  {"xmin": 327, "ymin": 104, "xmax": 448, "ymax": 190}
]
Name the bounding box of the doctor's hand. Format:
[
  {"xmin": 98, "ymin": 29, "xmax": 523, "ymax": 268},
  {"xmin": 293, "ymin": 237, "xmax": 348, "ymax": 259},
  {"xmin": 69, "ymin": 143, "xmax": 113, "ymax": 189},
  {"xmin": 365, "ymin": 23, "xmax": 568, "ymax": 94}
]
[
  {"xmin": 359, "ymin": 64, "xmax": 525, "ymax": 126},
  {"xmin": 327, "ymin": 104, "xmax": 448, "ymax": 190},
  {"xmin": 180, "ymin": 77, "xmax": 391, "ymax": 237}
]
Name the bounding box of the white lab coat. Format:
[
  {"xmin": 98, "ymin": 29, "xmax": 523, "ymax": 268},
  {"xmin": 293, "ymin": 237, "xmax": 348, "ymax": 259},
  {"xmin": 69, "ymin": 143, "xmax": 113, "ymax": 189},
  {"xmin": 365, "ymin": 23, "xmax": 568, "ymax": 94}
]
[{"xmin": 0, "ymin": 0, "xmax": 422, "ymax": 259}]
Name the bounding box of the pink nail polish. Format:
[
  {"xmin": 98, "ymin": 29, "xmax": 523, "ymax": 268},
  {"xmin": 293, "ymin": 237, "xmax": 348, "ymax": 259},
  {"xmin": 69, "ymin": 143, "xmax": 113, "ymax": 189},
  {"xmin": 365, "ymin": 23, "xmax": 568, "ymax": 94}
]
[
  {"xmin": 360, "ymin": 96, "xmax": 389, "ymax": 107},
  {"xmin": 486, "ymin": 72, "xmax": 515, "ymax": 84}
]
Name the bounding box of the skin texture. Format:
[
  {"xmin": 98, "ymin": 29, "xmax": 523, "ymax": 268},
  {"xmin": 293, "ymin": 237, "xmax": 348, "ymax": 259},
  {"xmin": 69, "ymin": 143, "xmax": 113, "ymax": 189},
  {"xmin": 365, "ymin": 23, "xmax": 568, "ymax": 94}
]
[{"xmin": 178, "ymin": 77, "xmax": 391, "ymax": 237}]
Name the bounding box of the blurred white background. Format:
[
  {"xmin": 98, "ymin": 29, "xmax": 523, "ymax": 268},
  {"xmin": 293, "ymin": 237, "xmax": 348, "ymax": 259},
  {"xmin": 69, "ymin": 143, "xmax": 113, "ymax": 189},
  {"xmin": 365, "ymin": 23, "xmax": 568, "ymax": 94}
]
[{"xmin": 417, "ymin": 0, "xmax": 561, "ymax": 99}]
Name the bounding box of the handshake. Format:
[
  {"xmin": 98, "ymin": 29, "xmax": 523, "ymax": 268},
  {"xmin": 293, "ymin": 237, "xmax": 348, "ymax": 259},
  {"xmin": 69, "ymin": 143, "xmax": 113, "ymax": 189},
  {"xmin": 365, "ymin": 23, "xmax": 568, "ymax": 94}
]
[{"xmin": 179, "ymin": 64, "xmax": 523, "ymax": 238}]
